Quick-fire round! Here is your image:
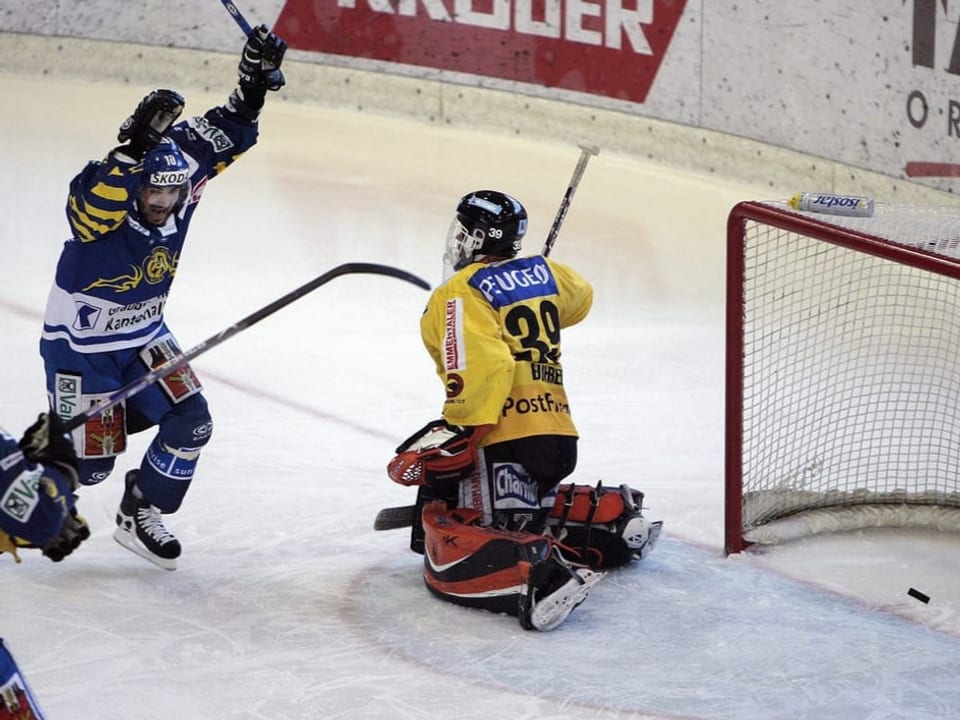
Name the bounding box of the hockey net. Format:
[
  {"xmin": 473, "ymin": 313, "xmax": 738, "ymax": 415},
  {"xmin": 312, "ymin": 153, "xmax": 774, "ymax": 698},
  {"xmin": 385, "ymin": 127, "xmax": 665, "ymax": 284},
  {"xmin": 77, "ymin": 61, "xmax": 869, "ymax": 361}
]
[{"xmin": 725, "ymin": 200, "xmax": 960, "ymax": 554}]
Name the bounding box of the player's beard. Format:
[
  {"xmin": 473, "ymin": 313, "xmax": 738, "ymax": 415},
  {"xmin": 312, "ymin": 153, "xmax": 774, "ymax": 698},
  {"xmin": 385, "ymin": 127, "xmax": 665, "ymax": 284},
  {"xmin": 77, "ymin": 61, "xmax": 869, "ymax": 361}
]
[{"xmin": 141, "ymin": 199, "xmax": 176, "ymax": 227}]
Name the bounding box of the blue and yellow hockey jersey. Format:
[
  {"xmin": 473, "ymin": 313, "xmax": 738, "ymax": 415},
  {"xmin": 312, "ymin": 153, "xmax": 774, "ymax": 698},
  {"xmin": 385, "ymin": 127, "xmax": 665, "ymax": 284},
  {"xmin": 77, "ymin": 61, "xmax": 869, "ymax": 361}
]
[{"xmin": 40, "ymin": 104, "xmax": 259, "ymax": 355}]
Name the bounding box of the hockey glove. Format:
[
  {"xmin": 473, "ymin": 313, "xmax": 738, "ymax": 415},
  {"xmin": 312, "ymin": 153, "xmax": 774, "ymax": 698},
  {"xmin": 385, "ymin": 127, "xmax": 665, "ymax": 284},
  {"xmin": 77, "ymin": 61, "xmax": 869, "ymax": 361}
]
[
  {"xmin": 387, "ymin": 420, "xmax": 492, "ymax": 487},
  {"xmin": 3, "ymin": 503, "xmax": 91, "ymax": 564},
  {"xmin": 238, "ymin": 24, "xmax": 287, "ymax": 91},
  {"xmin": 19, "ymin": 412, "xmax": 79, "ymax": 480},
  {"xmin": 40, "ymin": 508, "xmax": 91, "ymax": 562},
  {"xmin": 117, "ymin": 88, "xmax": 185, "ymax": 160}
]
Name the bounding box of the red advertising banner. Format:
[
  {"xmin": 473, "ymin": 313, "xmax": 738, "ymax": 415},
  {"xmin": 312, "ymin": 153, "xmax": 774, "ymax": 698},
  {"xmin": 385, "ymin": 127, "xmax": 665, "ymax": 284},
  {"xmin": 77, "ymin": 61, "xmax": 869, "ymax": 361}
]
[{"xmin": 275, "ymin": 0, "xmax": 687, "ymax": 104}]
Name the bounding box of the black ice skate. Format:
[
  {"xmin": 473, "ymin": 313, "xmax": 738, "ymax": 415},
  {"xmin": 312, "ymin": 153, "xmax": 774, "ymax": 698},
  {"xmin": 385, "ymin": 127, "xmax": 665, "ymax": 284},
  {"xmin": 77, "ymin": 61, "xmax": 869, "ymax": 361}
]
[{"xmin": 113, "ymin": 470, "xmax": 181, "ymax": 571}]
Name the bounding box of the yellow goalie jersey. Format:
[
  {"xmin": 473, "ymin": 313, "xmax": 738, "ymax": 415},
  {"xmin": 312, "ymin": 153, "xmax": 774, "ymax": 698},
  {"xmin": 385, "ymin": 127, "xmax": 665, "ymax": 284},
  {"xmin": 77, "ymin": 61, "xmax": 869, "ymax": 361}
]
[{"xmin": 420, "ymin": 254, "xmax": 593, "ymax": 445}]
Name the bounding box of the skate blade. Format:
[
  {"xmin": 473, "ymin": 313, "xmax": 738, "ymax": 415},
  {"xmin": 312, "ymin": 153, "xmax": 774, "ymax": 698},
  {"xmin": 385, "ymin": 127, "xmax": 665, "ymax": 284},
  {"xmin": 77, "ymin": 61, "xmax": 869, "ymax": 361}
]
[
  {"xmin": 112, "ymin": 527, "xmax": 177, "ymax": 571},
  {"xmin": 529, "ymin": 570, "xmax": 605, "ymax": 631}
]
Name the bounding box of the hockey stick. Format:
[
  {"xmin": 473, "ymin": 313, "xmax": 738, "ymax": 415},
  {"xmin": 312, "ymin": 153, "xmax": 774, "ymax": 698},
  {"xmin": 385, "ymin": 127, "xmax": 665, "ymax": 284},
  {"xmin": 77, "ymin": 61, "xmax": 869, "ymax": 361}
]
[
  {"xmin": 63, "ymin": 262, "xmax": 430, "ymax": 432},
  {"xmin": 374, "ymin": 504, "xmax": 418, "ymax": 531},
  {"xmin": 219, "ymin": 0, "xmax": 254, "ymax": 36},
  {"xmin": 541, "ymin": 142, "xmax": 600, "ymax": 257}
]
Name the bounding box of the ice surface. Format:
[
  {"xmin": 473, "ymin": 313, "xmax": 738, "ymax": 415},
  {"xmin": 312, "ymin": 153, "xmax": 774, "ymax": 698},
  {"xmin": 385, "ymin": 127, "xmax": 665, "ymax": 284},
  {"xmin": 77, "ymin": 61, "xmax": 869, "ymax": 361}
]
[{"xmin": 1, "ymin": 74, "xmax": 959, "ymax": 719}]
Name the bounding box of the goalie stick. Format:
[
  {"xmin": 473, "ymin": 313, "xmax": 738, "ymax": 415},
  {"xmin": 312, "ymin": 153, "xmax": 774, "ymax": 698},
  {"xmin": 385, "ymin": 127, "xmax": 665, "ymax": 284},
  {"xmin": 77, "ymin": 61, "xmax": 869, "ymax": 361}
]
[
  {"xmin": 219, "ymin": 0, "xmax": 255, "ymax": 36},
  {"xmin": 542, "ymin": 142, "xmax": 600, "ymax": 257},
  {"xmin": 374, "ymin": 504, "xmax": 418, "ymax": 531},
  {"xmin": 63, "ymin": 262, "xmax": 430, "ymax": 433}
]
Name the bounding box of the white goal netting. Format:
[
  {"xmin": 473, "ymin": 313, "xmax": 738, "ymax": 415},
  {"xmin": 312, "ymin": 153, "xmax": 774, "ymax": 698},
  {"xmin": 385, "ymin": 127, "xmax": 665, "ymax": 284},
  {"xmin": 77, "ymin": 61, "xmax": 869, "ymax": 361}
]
[{"xmin": 727, "ymin": 200, "xmax": 960, "ymax": 551}]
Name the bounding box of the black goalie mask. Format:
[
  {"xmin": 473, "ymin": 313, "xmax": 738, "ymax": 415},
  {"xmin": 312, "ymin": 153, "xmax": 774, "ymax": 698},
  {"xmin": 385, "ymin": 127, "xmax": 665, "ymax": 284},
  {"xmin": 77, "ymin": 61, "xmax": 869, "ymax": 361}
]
[{"xmin": 444, "ymin": 190, "xmax": 527, "ymax": 273}]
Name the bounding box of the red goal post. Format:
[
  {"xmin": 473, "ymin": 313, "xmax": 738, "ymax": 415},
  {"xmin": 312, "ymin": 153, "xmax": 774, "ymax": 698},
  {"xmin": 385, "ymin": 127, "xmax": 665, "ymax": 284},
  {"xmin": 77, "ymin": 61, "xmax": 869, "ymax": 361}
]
[{"xmin": 725, "ymin": 199, "xmax": 960, "ymax": 554}]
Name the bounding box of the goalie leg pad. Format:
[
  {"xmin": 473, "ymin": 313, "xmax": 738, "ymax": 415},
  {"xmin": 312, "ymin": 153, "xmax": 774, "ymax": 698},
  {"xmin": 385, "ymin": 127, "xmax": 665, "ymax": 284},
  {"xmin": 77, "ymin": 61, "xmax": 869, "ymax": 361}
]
[
  {"xmin": 408, "ymin": 484, "xmax": 459, "ymax": 555},
  {"xmin": 422, "ymin": 500, "xmax": 542, "ymax": 616},
  {"xmin": 420, "ymin": 501, "xmax": 601, "ymax": 630},
  {"xmin": 548, "ymin": 483, "xmax": 662, "ymax": 568},
  {"xmin": 549, "ymin": 482, "xmax": 631, "ymax": 524}
]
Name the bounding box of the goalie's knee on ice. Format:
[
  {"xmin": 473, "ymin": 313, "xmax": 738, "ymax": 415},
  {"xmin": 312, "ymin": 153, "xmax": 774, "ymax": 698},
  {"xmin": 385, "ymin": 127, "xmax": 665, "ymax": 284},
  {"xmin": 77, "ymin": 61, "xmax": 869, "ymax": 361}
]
[
  {"xmin": 421, "ymin": 501, "xmax": 549, "ymax": 611},
  {"xmin": 419, "ymin": 501, "xmax": 604, "ymax": 631}
]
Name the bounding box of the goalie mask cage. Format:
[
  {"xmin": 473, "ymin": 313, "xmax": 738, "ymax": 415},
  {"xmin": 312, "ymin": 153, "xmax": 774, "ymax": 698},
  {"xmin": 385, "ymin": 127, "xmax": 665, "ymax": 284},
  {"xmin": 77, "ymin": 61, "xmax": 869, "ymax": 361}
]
[{"xmin": 725, "ymin": 200, "xmax": 960, "ymax": 554}]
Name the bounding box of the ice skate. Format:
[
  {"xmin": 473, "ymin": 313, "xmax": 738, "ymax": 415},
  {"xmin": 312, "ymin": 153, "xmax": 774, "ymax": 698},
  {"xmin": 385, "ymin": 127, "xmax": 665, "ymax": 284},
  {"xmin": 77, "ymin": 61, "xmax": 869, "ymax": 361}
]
[
  {"xmin": 519, "ymin": 550, "xmax": 604, "ymax": 631},
  {"xmin": 113, "ymin": 470, "xmax": 181, "ymax": 570}
]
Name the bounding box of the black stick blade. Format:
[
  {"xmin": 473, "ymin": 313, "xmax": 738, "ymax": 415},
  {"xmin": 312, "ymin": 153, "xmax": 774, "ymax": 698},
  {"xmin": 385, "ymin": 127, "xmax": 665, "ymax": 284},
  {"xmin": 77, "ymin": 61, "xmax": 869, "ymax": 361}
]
[
  {"xmin": 334, "ymin": 262, "xmax": 431, "ymax": 291},
  {"xmin": 373, "ymin": 505, "xmax": 417, "ymax": 531}
]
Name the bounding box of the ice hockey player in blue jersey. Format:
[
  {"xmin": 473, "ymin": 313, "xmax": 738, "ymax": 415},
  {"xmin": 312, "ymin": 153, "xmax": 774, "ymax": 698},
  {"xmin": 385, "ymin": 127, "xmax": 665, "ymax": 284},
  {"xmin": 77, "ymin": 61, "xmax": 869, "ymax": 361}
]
[
  {"xmin": 0, "ymin": 414, "xmax": 84, "ymax": 717},
  {"xmin": 38, "ymin": 26, "xmax": 287, "ymax": 570},
  {"xmin": 0, "ymin": 637, "xmax": 46, "ymax": 719},
  {"xmin": 0, "ymin": 412, "xmax": 88, "ymax": 565}
]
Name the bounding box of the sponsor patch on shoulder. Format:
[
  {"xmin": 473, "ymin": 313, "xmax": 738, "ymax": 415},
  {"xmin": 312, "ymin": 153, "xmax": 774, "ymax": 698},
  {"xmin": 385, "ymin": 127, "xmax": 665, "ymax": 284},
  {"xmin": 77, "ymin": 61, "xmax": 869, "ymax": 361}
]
[{"xmin": 188, "ymin": 116, "xmax": 235, "ymax": 153}]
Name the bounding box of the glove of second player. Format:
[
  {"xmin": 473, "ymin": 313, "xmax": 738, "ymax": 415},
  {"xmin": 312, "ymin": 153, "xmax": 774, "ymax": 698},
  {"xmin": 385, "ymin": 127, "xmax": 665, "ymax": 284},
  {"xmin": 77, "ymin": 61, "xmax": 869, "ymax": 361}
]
[
  {"xmin": 19, "ymin": 411, "xmax": 79, "ymax": 478},
  {"xmin": 41, "ymin": 508, "xmax": 91, "ymax": 562}
]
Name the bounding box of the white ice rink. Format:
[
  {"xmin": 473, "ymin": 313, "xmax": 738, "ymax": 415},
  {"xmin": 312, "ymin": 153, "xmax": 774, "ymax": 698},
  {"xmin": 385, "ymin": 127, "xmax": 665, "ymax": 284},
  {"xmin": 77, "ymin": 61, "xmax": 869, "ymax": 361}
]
[{"xmin": 2, "ymin": 71, "xmax": 960, "ymax": 719}]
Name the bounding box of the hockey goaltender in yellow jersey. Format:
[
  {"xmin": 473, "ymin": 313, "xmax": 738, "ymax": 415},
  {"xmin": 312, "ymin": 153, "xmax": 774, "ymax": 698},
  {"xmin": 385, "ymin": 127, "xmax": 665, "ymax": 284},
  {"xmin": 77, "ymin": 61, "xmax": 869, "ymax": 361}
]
[
  {"xmin": 420, "ymin": 252, "xmax": 592, "ymax": 445},
  {"xmin": 385, "ymin": 189, "xmax": 661, "ymax": 632}
]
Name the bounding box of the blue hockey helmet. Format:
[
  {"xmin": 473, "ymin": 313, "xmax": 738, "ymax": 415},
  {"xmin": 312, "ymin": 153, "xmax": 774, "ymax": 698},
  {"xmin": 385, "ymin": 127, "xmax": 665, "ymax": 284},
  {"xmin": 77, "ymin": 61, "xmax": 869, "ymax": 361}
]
[
  {"xmin": 137, "ymin": 137, "xmax": 190, "ymax": 226},
  {"xmin": 444, "ymin": 190, "xmax": 527, "ymax": 272},
  {"xmin": 143, "ymin": 137, "xmax": 189, "ymax": 186}
]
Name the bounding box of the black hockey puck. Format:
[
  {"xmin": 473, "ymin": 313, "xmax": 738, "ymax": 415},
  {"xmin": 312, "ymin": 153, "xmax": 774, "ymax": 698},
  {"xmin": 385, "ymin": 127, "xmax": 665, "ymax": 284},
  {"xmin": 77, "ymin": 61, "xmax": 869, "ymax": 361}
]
[{"xmin": 907, "ymin": 587, "xmax": 930, "ymax": 604}]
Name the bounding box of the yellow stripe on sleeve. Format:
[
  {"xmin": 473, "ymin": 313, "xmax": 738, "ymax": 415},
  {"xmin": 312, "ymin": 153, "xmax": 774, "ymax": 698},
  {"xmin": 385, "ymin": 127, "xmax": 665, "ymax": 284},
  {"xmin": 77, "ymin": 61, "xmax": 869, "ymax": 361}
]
[
  {"xmin": 90, "ymin": 180, "xmax": 129, "ymax": 203},
  {"xmin": 67, "ymin": 195, "xmax": 126, "ymax": 241}
]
